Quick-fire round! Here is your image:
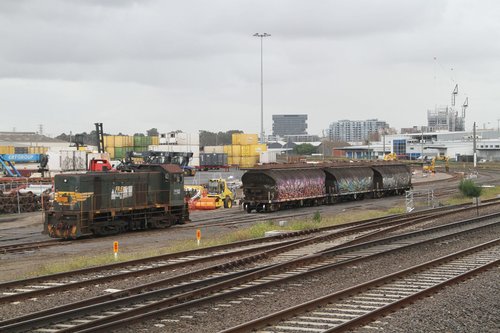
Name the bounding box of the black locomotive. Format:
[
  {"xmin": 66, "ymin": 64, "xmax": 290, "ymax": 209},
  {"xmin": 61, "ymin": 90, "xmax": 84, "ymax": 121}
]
[{"xmin": 44, "ymin": 164, "xmax": 189, "ymax": 239}]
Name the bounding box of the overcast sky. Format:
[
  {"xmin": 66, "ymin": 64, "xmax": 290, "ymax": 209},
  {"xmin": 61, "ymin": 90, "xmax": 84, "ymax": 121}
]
[{"xmin": 1, "ymin": 0, "xmax": 499, "ymax": 138}]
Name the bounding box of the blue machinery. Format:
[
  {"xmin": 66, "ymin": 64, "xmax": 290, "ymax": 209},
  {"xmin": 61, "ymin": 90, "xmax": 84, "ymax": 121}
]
[{"xmin": 0, "ymin": 154, "xmax": 45, "ymax": 177}]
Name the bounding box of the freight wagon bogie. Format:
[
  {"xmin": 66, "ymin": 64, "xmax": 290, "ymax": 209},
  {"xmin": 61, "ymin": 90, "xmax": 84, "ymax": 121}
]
[{"xmin": 44, "ymin": 164, "xmax": 189, "ymax": 239}]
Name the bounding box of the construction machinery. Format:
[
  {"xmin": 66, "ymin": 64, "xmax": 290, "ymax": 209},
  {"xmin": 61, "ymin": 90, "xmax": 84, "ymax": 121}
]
[
  {"xmin": 383, "ymin": 153, "xmax": 397, "ymax": 161},
  {"xmin": 189, "ymin": 178, "xmax": 235, "ymax": 210},
  {"xmin": 423, "ymin": 156, "xmax": 450, "ymax": 173},
  {"xmin": 121, "ymin": 151, "xmax": 196, "ymax": 176},
  {"xmin": 89, "ymin": 158, "xmax": 114, "ymax": 171}
]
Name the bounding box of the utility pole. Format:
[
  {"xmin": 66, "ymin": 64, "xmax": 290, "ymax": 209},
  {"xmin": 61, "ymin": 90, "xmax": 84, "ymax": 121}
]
[
  {"xmin": 253, "ymin": 33, "xmax": 271, "ymax": 144},
  {"xmin": 473, "ymin": 122, "xmax": 477, "ymax": 168}
]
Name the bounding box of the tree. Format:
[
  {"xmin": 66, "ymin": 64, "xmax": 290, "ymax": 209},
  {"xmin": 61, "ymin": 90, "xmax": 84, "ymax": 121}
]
[
  {"xmin": 458, "ymin": 179, "xmax": 483, "ymax": 215},
  {"xmin": 294, "ymin": 143, "xmax": 317, "ymax": 155},
  {"xmin": 199, "ymin": 130, "xmax": 243, "ymax": 146},
  {"xmin": 147, "ymin": 128, "xmax": 159, "ymax": 136}
]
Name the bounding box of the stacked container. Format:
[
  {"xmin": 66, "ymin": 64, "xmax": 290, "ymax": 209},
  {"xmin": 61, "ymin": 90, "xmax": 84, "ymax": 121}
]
[
  {"xmin": 104, "ymin": 135, "xmax": 159, "ymax": 159},
  {"xmin": 224, "ymin": 133, "xmax": 267, "ymax": 168},
  {"xmin": 28, "ymin": 146, "xmax": 48, "ymax": 154},
  {"xmin": 0, "ymin": 146, "xmax": 15, "ymax": 154}
]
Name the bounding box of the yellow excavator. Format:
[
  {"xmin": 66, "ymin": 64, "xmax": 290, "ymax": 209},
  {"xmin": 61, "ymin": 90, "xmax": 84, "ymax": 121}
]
[
  {"xmin": 423, "ymin": 156, "xmax": 449, "ymax": 173},
  {"xmin": 383, "ymin": 153, "xmax": 397, "ymax": 161},
  {"xmin": 187, "ymin": 178, "xmax": 235, "ymax": 210}
]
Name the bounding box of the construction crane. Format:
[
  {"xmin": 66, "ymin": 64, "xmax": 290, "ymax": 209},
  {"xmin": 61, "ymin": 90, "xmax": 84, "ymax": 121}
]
[
  {"xmin": 451, "ymin": 84, "xmax": 458, "ymax": 106},
  {"xmin": 462, "ymin": 97, "xmax": 468, "ymax": 118},
  {"xmin": 95, "ymin": 123, "xmax": 105, "ymax": 153}
]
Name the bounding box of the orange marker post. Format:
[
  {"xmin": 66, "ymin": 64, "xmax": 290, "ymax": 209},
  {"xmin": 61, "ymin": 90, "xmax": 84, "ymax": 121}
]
[
  {"xmin": 113, "ymin": 241, "xmax": 119, "ymax": 259},
  {"xmin": 196, "ymin": 229, "xmax": 201, "ymax": 246}
]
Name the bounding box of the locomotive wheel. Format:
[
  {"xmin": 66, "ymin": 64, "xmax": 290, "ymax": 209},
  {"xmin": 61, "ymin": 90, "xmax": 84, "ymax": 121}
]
[{"xmin": 245, "ymin": 205, "xmax": 253, "ymax": 213}]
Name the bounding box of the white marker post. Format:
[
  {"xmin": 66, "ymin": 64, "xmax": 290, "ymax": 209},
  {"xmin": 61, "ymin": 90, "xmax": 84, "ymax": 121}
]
[
  {"xmin": 113, "ymin": 241, "xmax": 119, "ymax": 260},
  {"xmin": 196, "ymin": 229, "xmax": 201, "ymax": 246}
]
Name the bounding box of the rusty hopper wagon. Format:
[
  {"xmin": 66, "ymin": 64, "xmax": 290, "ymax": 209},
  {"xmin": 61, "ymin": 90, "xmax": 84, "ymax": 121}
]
[
  {"xmin": 44, "ymin": 164, "xmax": 189, "ymax": 239},
  {"xmin": 242, "ymin": 163, "xmax": 412, "ymax": 213}
]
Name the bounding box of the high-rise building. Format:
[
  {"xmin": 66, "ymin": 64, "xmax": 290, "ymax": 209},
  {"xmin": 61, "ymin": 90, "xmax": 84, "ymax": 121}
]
[
  {"xmin": 328, "ymin": 119, "xmax": 389, "ymax": 142},
  {"xmin": 272, "ymin": 114, "xmax": 308, "ymax": 136},
  {"xmin": 427, "ymin": 106, "xmax": 465, "ymax": 132}
]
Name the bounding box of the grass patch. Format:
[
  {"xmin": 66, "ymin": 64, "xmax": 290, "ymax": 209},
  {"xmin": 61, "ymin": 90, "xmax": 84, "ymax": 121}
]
[
  {"xmin": 444, "ymin": 185, "xmax": 500, "ymax": 206},
  {"xmin": 20, "ymin": 204, "xmax": 408, "ymax": 279}
]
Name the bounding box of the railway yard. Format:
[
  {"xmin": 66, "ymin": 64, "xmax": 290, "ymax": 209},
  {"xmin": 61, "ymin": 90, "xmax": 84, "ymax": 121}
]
[{"xmin": 0, "ymin": 168, "xmax": 499, "ymax": 332}]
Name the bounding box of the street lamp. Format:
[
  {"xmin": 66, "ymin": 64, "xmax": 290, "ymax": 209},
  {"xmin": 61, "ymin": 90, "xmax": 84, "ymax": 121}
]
[{"xmin": 253, "ymin": 32, "xmax": 271, "ymax": 144}]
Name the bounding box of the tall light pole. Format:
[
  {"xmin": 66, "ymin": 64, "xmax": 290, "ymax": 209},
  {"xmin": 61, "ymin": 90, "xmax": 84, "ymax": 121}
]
[{"xmin": 253, "ymin": 32, "xmax": 271, "ymax": 144}]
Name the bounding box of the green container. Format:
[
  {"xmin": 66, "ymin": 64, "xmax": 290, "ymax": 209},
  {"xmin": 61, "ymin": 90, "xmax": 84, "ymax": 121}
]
[
  {"xmin": 114, "ymin": 147, "xmax": 134, "ymax": 159},
  {"xmin": 134, "ymin": 136, "xmax": 149, "ymax": 147},
  {"xmin": 134, "ymin": 146, "xmax": 148, "ymax": 153}
]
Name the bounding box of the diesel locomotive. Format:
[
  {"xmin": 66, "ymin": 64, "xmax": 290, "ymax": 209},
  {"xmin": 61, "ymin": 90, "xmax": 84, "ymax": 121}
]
[
  {"xmin": 242, "ymin": 162, "xmax": 412, "ymax": 213},
  {"xmin": 44, "ymin": 164, "xmax": 190, "ymax": 239}
]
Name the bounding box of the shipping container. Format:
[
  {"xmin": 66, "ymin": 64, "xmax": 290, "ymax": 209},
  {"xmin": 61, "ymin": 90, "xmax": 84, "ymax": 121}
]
[
  {"xmin": 28, "ymin": 146, "xmax": 48, "ymax": 154},
  {"xmin": 228, "ymin": 156, "xmax": 241, "ymax": 165},
  {"xmin": 114, "ymin": 147, "xmax": 134, "ymax": 159},
  {"xmin": 60, "ymin": 150, "xmax": 87, "ymax": 171},
  {"xmin": 106, "ymin": 147, "xmax": 115, "ymax": 159},
  {"xmin": 230, "ymin": 145, "xmax": 241, "ymax": 157},
  {"xmin": 232, "ymin": 133, "xmax": 258, "ymax": 145},
  {"xmin": 151, "ymin": 136, "xmax": 159, "ymax": 145},
  {"xmin": 114, "ymin": 136, "xmax": 133, "ymax": 147},
  {"xmin": 200, "ymin": 153, "xmax": 228, "ymax": 167},
  {"xmin": 223, "ymin": 145, "xmax": 231, "ymax": 155},
  {"xmin": 104, "ymin": 135, "xmax": 115, "ymax": 147},
  {"xmin": 134, "ymin": 146, "xmax": 148, "ymax": 153},
  {"xmin": 14, "ymin": 147, "xmax": 29, "ymax": 154},
  {"xmin": 0, "ymin": 146, "xmax": 15, "ymax": 154},
  {"xmin": 148, "ymin": 144, "xmax": 200, "ymax": 158},
  {"xmin": 240, "ymin": 144, "xmax": 267, "ymax": 157},
  {"xmin": 133, "ymin": 136, "xmax": 150, "ymax": 147},
  {"xmin": 204, "ymin": 146, "xmax": 225, "ymax": 154},
  {"xmin": 260, "ymin": 151, "xmax": 277, "ymax": 164},
  {"xmin": 239, "ymin": 156, "xmax": 259, "ymax": 168}
]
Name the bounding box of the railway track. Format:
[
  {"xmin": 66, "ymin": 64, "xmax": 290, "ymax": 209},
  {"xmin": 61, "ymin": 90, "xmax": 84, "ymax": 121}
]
[
  {"xmin": 0, "ymin": 200, "xmax": 498, "ymax": 306},
  {"xmin": 0, "ymin": 240, "xmax": 66, "ymax": 254},
  {"xmin": 222, "ymin": 238, "xmax": 500, "ymax": 333},
  {"xmin": 0, "ymin": 202, "xmax": 484, "ymax": 304},
  {"xmin": 2, "ymin": 212, "xmax": 498, "ymax": 332}
]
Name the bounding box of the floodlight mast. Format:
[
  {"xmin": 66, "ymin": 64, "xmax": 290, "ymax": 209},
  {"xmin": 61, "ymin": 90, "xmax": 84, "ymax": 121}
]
[{"xmin": 253, "ymin": 33, "xmax": 271, "ymax": 144}]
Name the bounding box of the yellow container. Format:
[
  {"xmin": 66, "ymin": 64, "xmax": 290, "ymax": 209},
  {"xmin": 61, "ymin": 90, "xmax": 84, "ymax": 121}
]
[
  {"xmin": 0, "ymin": 146, "xmax": 15, "ymax": 154},
  {"xmin": 113, "ymin": 136, "xmax": 132, "ymax": 147},
  {"xmin": 240, "ymin": 144, "xmax": 267, "ymax": 157},
  {"xmin": 151, "ymin": 136, "xmax": 159, "ymax": 145},
  {"xmin": 254, "ymin": 144, "xmax": 267, "ymax": 153},
  {"xmin": 240, "ymin": 156, "xmax": 259, "ymax": 168},
  {"xmin": 240, "ymin": 145, "xmax": 251, "ymax": 157},
  {"xmin": 223, "ymin": 145, "xmax": 231, "ymax": 155},
  {"xmin": 229, "ymin": 156, "xmax": 241, "ymax": 165},
  {"xmin": 230, "ymin": 145, "xmax": 241, "ymax": 157},
  {"xmin": 232, "ymin": 133, "xmax": 258, "ymax": 145},
  {"xmin": 104, "ymin": 136, "xmax": 115, "ymax": 147},
  {"xmin": 106, "ymin": 147, "xmax": 115, "ymax": 159},
  {"xmin": 28, "ymin": 146, "xmax": 48, "ymax": 154}
]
